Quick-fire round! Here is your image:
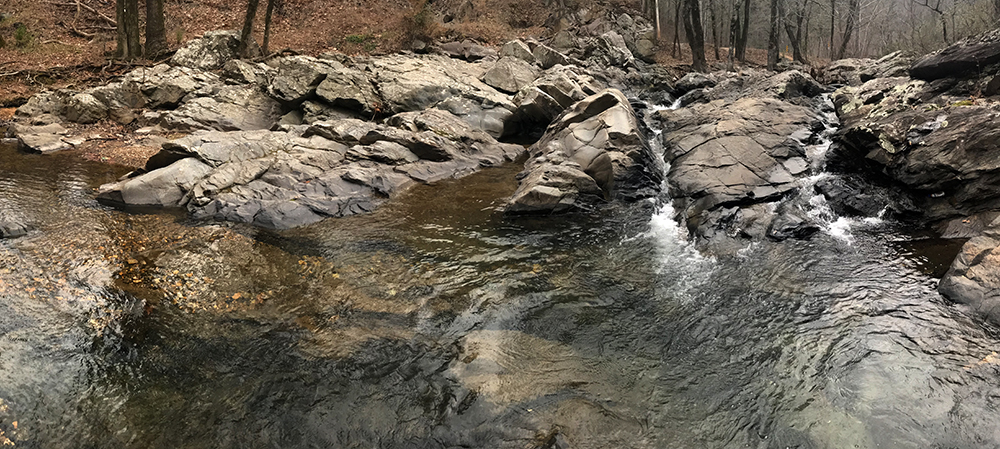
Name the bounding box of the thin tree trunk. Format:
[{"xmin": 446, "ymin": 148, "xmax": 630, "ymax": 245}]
[
  {"xmin": 238, "ymin": 0, "xmax": 261, "ymax": 58},
  {"xmin": 709, "ymin": 0, "xmax": 720, "ymax": 60},
  {"xmin": 145, "ymin": 0, "xmax": 168, "ymax": 58},
  {"xmin": 784, "ymin": 0, "xmax": 808, "ymax": 63},
  {"xmin": 683, "ymin": 0, "xmax": 708, "ymax": 71},
  {"xmin": 727, "ymin": 0, "xmax": 741, "ymax": 69},
  {"xmin": 737, "ymin": 0, "xmax": 749, "ymax": 61},
  {"xmin": 829, "ymin": 0, "xmax": 835, "ymax": 59},
  {"xmin": 673, "ymin": 0, "xmax": 682, "ymax": 57},
  {"xmin": 835, "ymin": 0, "xmax": 857, "ymax": 59},
  {"xmin": 767, "ymin": 0, "xmax": 781, "ymax": 70},
  {"xmin": 262, "ymin": 0, "xmax": 276, "ymax": 55}
]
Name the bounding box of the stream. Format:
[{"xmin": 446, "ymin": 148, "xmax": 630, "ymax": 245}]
[{"xmin": 1, "ymin": 102, "xmax": 999, "ymax": 448}]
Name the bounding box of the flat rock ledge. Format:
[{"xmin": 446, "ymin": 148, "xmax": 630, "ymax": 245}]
[{"xmin": 97, "ymin": 109, "xmax": 525, "ymax": 229}]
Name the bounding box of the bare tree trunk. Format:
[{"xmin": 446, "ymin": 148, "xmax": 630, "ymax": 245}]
[
  {"xmin": 683, "ymin": 0, "xmax": 708, "ymax": 71},
  {"xmin": 784, "ymin": 0, "xmax": 808, "ymax": 63},
  {"xmin": 727, "ymin": 0, "xmax": 741, "ymax": 69},
  {"xmin": 673, "ymin": 0, "xmax": 682, "ymax": 57},
  {"xmin": 835, "ymin": 0, "xmax": 858, "ymax": 59},
  {"xmin": 829, "ymin": 0, "xmax": 835, "ymax": 59},
  {"xmin": 709, "ymin": 0, "xmax": 720, "ymax": 60},
  {"xmin": 262, "ymin": 0, "xmax": 276, "ymax": 55},
  {"xmin": 116, "ymin": 0, "xmax": 141, "ymax": 59},
  {"xmin": 238, "ymin": 0, "xmax": 261, "ymax": 58},
  {"xmin": 995, "ymin": 0, "xmax": 1000, "ymax": 24},
  {"xmin": 145, "ymin": 0, "xmax": 168, "ymax": 58},
  {"xmin": 737, "ymin": 0, "xmax": 749, "ymax": 61},
  {"xmin": 767, "ymin": 0, "xmax": 781, "ymax": 70}
]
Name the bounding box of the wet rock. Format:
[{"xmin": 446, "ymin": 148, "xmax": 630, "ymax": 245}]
[
  {"xmin": 481, "ymin": 57, "xmax": 539, "ymax": 94},
  {"xmin": 171, "ymin": 30, "xmax": 255, "ymax": 71},
  {"xmin": 813, "ymin": 173, "xmax": 920, "ymax": 219},
  {"xmin": 833, "ymin": 75, "xmax": 1000, "ymax": 222},
  {"xmin": 0, "ymin": 217, "xmax": 30, "ymax": 239},
  {"xmin": 939, "ymin": 219, "xmax": 1000, "ymax": 324},
  {"xmin": 766, "ymin": 201, "xmax": 820, "ymax": 241},
  {"xmin": 660, "ymin": 95, "xmax": 819, "ymax": 240},
  {"xmin": 506, "ymin": 89, "xmax": 661, "ymax": 214},
  {"xmin": 910, "ymin": 29, "xmax": 1000, "ymax": 81}
]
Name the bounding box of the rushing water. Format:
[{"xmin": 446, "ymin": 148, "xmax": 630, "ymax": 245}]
[{"xmin": 1, "ymin": 124, "xmax": 999, "ymax": 449}]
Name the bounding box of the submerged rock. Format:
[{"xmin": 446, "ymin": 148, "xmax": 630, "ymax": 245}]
[
  {"xmin": 0, "ymin": 216, "xmax": 30, "ymax": 238},
  {"xmin": 506, "ymin": 89, "xmax": 661, "ymax": 214},
  {"xmin": 939, "ymin": 219, "xmax": 1000, "ymax": 324}
]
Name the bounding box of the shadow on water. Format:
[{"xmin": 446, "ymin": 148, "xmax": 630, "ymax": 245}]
[{"xmin": 1, "ymin": 143, "xmax": 1000, "ymax": 448}]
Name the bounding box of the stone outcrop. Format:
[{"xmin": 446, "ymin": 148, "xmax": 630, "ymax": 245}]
[
  {"xmin": 657, "ymin": 69, "xmax": 830, "ymax": 241},
  {"xmin": 817, "ymin": 51, "xmax": 911, "ymax": 86},
  {"xmin": 910, "ymin": 29, "xmax": 1000, "ymax": 81},
  {"xmin": 99, "ymin": 109, "xmax": 525, "ymax": 229},
  {"xmin": 509, "ymin": 65, "xmax": 605, "ymax": 133},
  {"xmin": 506, "ymin": 89, "xmax": 661, "ymax": 214},
  {"xmin": 171, "ymin": 30, "xmax": 255, "ymax": 71},
  {"xmin": 831, "ymin": 74, "xmax": 1000, "ymax": 223},
  {"xmin": 939, "ymin": 220, "xmax": 1000, "ymax": 323}
]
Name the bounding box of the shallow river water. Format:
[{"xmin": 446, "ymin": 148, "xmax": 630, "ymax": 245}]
[{"xmin": 1, "ymin": 141, "xmax": 999, "ymax": 449}]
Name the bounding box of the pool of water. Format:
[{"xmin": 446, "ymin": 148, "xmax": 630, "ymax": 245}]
[{"xmin": 1, "ymin": 143, "xmax": 998, "ymax": 449}]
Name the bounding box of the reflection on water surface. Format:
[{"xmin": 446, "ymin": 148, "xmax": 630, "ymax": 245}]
[{"xmin": 1, "ymin": 144, "xmax": 998, "ymax": 448}]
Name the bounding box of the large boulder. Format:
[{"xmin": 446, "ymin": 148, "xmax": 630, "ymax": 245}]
[
  {"xmin": 155, "ymin": 85, "xmax": 284, "ymax": 132},
  {"xmin": 267, "ymin": 55, "xmax": 334, "ymax": 105},
  {"xmin": 65, "ymin": 93, "xmax": 108, "ymax": 124},
  {"xmin": 910, "ymin": 29, "xmax": 1000, "ymax": 81},
  {"xmin": 832, "ymin": 75, "xmax": 1000, "ymax": 223},
  {"xmin": 369, "ymin": 54, "xmax": 516, "ymax": 138},
  {"xmin": 99, "ymin": 110, "xmax": 526, "ymax": 229},
  {"xmin": 660, "ymin": 95, "xmax": 820, "ymax": 240},
  {"xmin": 506, "ymin": 89, "xmax": 661, "ymax": 214},
  {"xmin": 509, "ymin": 65, "xmax": 604, "ymax": 132},
  {"xmin": 481, "ymin": 57, "xmax": 539, "ymax": 94},
  {"xmin": 939, "ymin": 219, "xmax": 1000, "ymax": 324},
  {"xmin": 499, "ymin": 40, "xmax": 536, "ymax": 64},
  {"xmin": 817, "ymin": 51, "xmax": 911, "ymax": 86},
  {"xmin": 171, "ymin": 30, "xmax": 255, "ymax": 71}
]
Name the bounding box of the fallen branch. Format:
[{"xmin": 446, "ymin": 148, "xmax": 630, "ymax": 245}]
[{"xmin": 46, "ymin": 0, "xmax": 117, "ymax": 26}]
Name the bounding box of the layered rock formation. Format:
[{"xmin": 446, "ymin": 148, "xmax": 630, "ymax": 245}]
[
  {"xmin": 656, "ymin": 70, "xmax": 830, "ymax": 242},
  {"xmin": 506, "ymin": 89, "xmax": 661, "ymax": 214}
]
